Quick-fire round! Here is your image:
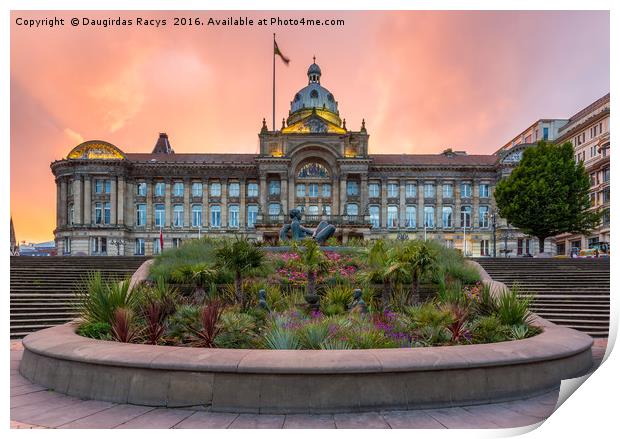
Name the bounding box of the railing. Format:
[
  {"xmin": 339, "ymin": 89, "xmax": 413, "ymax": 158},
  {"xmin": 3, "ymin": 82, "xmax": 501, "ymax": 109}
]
[{"xmin": 256, "ymin": 214, "xmax": 369, "ymax": 226}]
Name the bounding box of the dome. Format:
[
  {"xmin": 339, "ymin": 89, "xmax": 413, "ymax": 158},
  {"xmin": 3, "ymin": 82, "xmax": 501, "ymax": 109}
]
[{"xmin": 307, "ymin": 62, "xmax": 321, "ymax": 77}]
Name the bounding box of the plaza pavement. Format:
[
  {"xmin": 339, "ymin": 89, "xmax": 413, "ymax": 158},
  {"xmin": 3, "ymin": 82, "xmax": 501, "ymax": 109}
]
[{"xmin": 10, "ymin": 338, "xmax": 608, "ymax": 429}]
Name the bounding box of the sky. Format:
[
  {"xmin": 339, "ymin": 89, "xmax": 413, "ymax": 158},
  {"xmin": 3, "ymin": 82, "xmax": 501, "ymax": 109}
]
[{"xmin": 10, "ymin": 10, "xmax": 610, "ymax": 243}]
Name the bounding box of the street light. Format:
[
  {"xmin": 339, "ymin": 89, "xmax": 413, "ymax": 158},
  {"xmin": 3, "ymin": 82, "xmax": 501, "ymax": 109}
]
[
  {"xmin": 110, "ymin": 238, "xmax": 125, "ymax": 256},
  {"xmin": 491, "ymin": 209, "xmax": 498, "ymax": 258}
]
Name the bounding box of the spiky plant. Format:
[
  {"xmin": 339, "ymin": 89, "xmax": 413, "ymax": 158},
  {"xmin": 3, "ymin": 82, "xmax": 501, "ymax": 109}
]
[
  {"xmin": 263, "ymin": 325, "xmax": 300, "ymax": 350},
  {"xmin": 399, "ymin": 241, "xmax": 437, "ymax": 305},
  {"xmin": 111, "ymin": 307, "xmax": 140, "ymax": 343},
  {"xmin": 188, "ymin": 301, "xmax": 224, "ymax": 347},
  {"xmin": 297, "ymin": 239, "xmax": 330, "ymax": 297},
  {"xmin": 143, "ymin": 301, "xmax": 166, "ymax": 345}
]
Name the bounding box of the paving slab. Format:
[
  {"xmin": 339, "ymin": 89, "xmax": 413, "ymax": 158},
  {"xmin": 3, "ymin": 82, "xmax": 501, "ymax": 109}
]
[
  {"xmin": 24, "ymin": 399, "xmax": 116, "ymax": 428},
  {"xmin": 228, "ymin": 413, "xmax": 286, "ymax": 429},
  {"xmin": 333, "ymin": 412, "xmax": 390, "ymax": 429},
  {"xmin": 382, "ymin": 410, "xmax": 446, "ymax": 429},
  {"xmin": 11, "ymin": 396, "xmax": 84, "ymax": 422},
  {"xmin": 119, "ymin": 408, "xmax": 195, "ymax": 429},
  {"xmin": 11, "ymin": 384, "xmax": 46, "ymax": 397},
  {"xmin": 497, "ymin": 398, "xmax": 555, "ymax": 419},
  {"xmin": 173, "ymin": 411, "xmax": 238, "ymax": 429},
  {"xmin": 283, "ymin": 414, "xmax": 336, "ymax": 429},
  {"xmin": 60, "ymin": 404, "xmax": 155, "ymax": 429},
  {"xmin": 425, "ymin": 406, "xmax": 501, "ymax": 429},
  {"xmin": 462, "ymin": 404, "xmax": 543, "ymax": 428},
  {"xmin": 11, "ymin": 389, "xmax": 67, "ymax": 408}
]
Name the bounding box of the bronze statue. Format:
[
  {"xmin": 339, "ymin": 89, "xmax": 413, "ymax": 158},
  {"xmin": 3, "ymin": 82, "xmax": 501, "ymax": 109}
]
[{"xmin": 279, "ymin": 209, "xmax": 336, "ymax": 244}]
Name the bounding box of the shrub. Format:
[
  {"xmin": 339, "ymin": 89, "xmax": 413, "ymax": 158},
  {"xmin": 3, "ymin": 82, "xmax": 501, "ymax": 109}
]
[
  {"xmin": 346, "ymin": 328, "xmax": 397, "ymax": 349},
  {"xmin": 76, "ymin": 322, "xmax": 111, "ymax": 340},
  {"xmin": 405, "ymin": 302, "xmax": 452, "ymax": 329},
  {"xmin": 142, "ymin": 301, "xmax": 166, "ymax": 345},
  {"xmin": 77, "ymin": 273, "xmax": 140, "ymax": 325},
  {"xmin": 509, "ymin": 324, "xmax": 530, "ymax": 340},
  {"xmin": 321, "ymin": 302, "xmax": 346, "ymax": 316},
  {"xmin": 436, "ymin": 281, "xmax": 468, "ymax": 307},
  {"xmin": 214, "ymin": 311, "xmax": 258, "ymax": 348},
  {"xmin": 473, "ymin": 283, "xmax": 498, "ymax": 317},
  {"xmin": 167, "ymin": 304, "xmax": 201, "ymax": 342},
  {"xmin": 322, "ymin": 284, "xmax": 354, "ymax": 309},
  {"xmin": 111, "ymin": 307, "xmax": 140, "ymax": 343},
  {"xmin": 320, "ymin": 339, "xmax": 352, "ymax": 350},
  {"xmin": 471, "ymin": 315, "xmax": 509, "ymax": 343},
  {"xmin": 298, "ymin": 321, "xmax": 330, "ymax": 349},
  {"xmin": 443, "ymin": 303, "xmax": 471, "ymax": 343},
  {"xmin": 418, "ymin": 325, "xmax": 452, "ymax": 345},
  {"xmin": 496, "ymin": 285, "xmax": 533, "ymax": 326},
  {"xmin": 189, "ymin": 301, "xmax": 224, "ymax": 347},
  {"xmin": 263, "ymin": 325, "xmax": 300, "ymax": 350},
  {"xmin": 149, "ymin": 238, "xmax": 223, "ymax": 281}
]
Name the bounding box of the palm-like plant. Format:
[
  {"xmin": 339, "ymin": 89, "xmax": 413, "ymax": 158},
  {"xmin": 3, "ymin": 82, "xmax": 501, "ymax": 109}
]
[
  {"xmin": 361, "ymin": 241, "xmax": 407, "ymax": 308},
  {"xmin": 171, "ymin": 262, "xmax": 217, "ymax": 304},
  {"xmin": 215, "ymin": 238, "xmax": 266, "ymax": 308},
  {"xmin": 400, "ymin": 241, "xmax": 437, "ymax": 305},
  {"xmin": 296, "ymin": 239, "xmax": 330, "ymax": 298}
]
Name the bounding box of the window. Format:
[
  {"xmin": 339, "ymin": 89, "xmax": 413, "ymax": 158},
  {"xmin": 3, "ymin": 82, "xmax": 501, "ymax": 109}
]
[
  {"xmin": 247, "ymin": 205, "xmax": 259, "ymax": 228},
  {"xmin": 228, "ymin": 205, "xmax": 239, "ymax": 228},
  {"xmin": 192, "ymin": 182, "xmax": 203, "ymax": 197},
  {"xmin": 173, "ymin": 238, "xmax": 182, "ymax": 248},
  {"xmin": 63, "ymin": 237, "xmax": 71, "ymax": 255},
  {"xmin": 210, "ymin": 182, "xmax": 221, "ymax": 197},
  {"xmin": 443, "ymin": 184, "xmax": 453, "ymax": 198},
  {"xmin": 479, "ymin": 184, "xmax": 490, "ymax": 198},
  {"xmin": 603, "ymin": 167, "xmax": 610, "ymax": 183},
  {"xmin": 424, "ymin": 183, "xmax": 435, "ymax": 198},
  {"xmin": 135, "ymin": 238, "xmax": 145, "ymax": 256},
  {"xmin": 387, "ymin": 182, "xmax": 399, "ymax": 198},
  {"xmin": 296, "ymin": 184, "xmax": 305, "ymax": 197},
  {"xmin": 95, "ymin": 179, "xmax": 103, "ymax": 194},
  {"xmin": 155, "ymin": 182, "xmax": 165, "ymax": 196},
  {"xmin": 322, "ymin": 184, "xmax": 331, "ymax": 197},
  {"xmin": 297, "ymin": 162, "xmax": 329, "ymax": 178},
  {"xmin": 346, "ymin": 203, "xmax": 359, "ymax": 216},
  {"xmin": 137, "ymin": 182, "xmax": 147, "ymax": 196},
  {"xmin": 480, "ymin": 240, "xmax": 490, "ymax": 256},
  {"xmin": 104, "ymin": 202, "xmax": 111, "ymax": 224},
  {"xmin": 153, "ymin": 238, "xmax": 161, "ymax": 255},
  {"xmin": 387, "ymin": 206, "xmax": 398, "ymax": 228},
  {"xmin": 347, "ymin": 181, "xmax": 359, "ymax": 196},
  {"xmin": 479, "ymin": 206, "xmax": 490, "ymax": 228},
  {"xmin": 95, "ymin": 202, "xmax": 103, "ymax": 224},
  {"xmin": 460, "ymin": 183, "xmax": 472, "ymax": 198},
  {"xmin": 104, "ymin": 180, "xmax": 111, "ymax": 194},
  {"xmin": 229, "ymin": 182, "xmax": 240, "ymax": 197},
  {"xmin": 517, "ymin": 238, "xmax": 531, "ymax": 256},
  {"xmin": 210, "ymin": 205, "xmax": 221, "ymax": 227},
  {"xmin": 460, "ymin": 206, "xmax": 471, "ymax": 228},
  {"xmin": 602, "ymin": 209, "xmax": 610, "ymax": 225},
  {"xmin": 154, "ymin": 204, "xmax": 165, "ymax": 227},
  {"xmin": 406, "ymin": 183, "xmax": 417, "ymax": 198},
  {"xmin": 268, "ymin": 203, "xmax": 280, "ymax": 216},
  {"xmin": 91, "ymin": 237, "xmax": 107, "ymax": 255},
  {"xmin": 173, "ymin": 182, "xmax": 184, "ymax": 197},
  {"xmin": 247, "ymin": 182, "xmax": 259, "ymax": 197},
  {"xmin": 543, "ymin": 127, "xmax": 549, "ymax": 140},
  {"xmin": 268, "ymin": 180, "xmax": 280, "ymax": 195},
  {"xmin": 192, "ymin": 205, "xmax": 202, "ymax": 227},
  {"xmin": 556, "ymin": 243, "xmax": 566, "ymax": 256},
  {"xmin": 602, "ymin": 188, "xmax": 610, "ymax": 203},
  {"xmin": 369, "ymin": 205, "xmax": 380, "ymax": 228},
  {"xmin": 307, "ymin": 205, "xmax": 319, "ymax": 215},
  {"xmin": 368, "ymin": 182, "xmax": 380, "ymax": 198},
  {"xmin": 136, "ymin": 204, "xmax": 146, "ymax": 226},
  {"xmin": 424, "ymin": 206, "xmax": 435, "ymax": 228},
  {"xmin": 323, "ymin": 205, "xmax": 332, "ymax": 216},
  {"xmin": 442, "ymin": 206, "xmax": 453, "ymax": 228},
  {"xmin": 173, "ymin": 205, "xmax": 184, "ymax": 227},
  {"xmin": 405, "ymin": 206, "xmax": 416, "ymax": 228},
  {"xmin": 308, "ymin": 183, "xmax": 319, "ymax": 198}
]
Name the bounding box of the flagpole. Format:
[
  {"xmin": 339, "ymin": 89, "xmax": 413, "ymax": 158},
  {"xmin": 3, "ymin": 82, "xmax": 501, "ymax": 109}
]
[{"xmin": 272, "ymin": 33, "xmax": 276, "ymax": 131}]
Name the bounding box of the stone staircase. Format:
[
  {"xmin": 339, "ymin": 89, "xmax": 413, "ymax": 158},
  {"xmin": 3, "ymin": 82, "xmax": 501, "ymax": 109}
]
[
  {"xmin": 10, "ymin": 256, "xmax": 149, "ymax": 339},
  {"xmin": 475, "ymin": 258, "xmax": 610, "ymax": 338}
]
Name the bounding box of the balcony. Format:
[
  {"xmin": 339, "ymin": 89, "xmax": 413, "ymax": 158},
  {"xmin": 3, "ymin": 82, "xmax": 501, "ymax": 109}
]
[{"xmin": 255, "ymin": 214, "xmax": 369, "ymax": 227}]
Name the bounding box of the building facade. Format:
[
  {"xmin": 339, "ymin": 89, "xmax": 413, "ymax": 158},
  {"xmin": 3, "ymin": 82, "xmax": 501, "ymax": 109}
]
[{"xmin": 50, "ymin": 61, "xmax": 602, "ymax": 257}]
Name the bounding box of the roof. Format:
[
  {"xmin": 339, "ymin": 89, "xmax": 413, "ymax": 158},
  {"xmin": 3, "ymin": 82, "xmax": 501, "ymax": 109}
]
[
  {"xmin": 125, "ymin": 153, "xmax": 258, "ymax": 164},
  {"xmin": 369, "ymin": 154, "xmax": 498, "ymax": 166},
  {"xmin": 559, "ymin": 93, "xmax": 610, "ymax": 133}
]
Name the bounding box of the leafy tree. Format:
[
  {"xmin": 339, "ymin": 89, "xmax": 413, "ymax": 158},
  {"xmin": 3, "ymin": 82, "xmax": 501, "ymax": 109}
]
[{"xmin": 494, "ymin": 141, "xmax": 600, "ymax": 253}]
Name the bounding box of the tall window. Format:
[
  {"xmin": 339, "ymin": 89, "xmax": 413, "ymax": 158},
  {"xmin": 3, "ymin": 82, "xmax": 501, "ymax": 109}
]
[
  {"xmin": 154, "ymin": 204, "xmax": 165, "ymax": 227},
  {"xmin": 460, "ymin": 206, "xmax": 471, "ymax": 228},
  {"xmin": 442, "ymin": 206, "xmax": 453, "ymax": 228},
  {"xmin": 268, "ymin": 203, "xmax": 280, "ymax": 216},
  {"xmin": 387, "ymin": 205, "xmax": 398, "ymax": 228},
  {"xmin": 406, "ymin": 183, "xmax": 417, "ymax": 198},
  {"xmin": 296, "ymin": 184, "xmax": 306, "ymax": 197},
  {"xmin": 192, "ymin": 205, "xmax": 202, "ymax": 227},
  {"xmin": 424, "ymin": 183, "xmax": 435, "ymax": 198},
  {"xmin": 368, "ymin": 182, "xmax": 380, "ymax": 198},
  {"xmin": 543, "ymin": 127, "xmax": 549, "ymax": 140},
  {"xmin": 229, "ymin": 205, "xmax": 239, "ymax": 228},
  {"xmin": 247, "ymin": 182, "xmax": 259, "ymax": 197},
  {"xmin": 91, "ymin": 237, "xmax": 107, "ymax": 255},
  {"xmin": 307, "ymin": 205, "xmax": 319, "ymax": 215},
  {"xmin": 387, "ymin": 182, "xmax": 399, "ymax": 198},
  {"xmin": 443, "ymin": 184, "xmax": 453, "ymax": 198},
  {"xmin": 405, "ymin": 206, "xmax": 416, "ymax": 228},
  {"xmin": 210, "ymin": 182, "xmax": 221, "ymax": 197},
  {"xmin": 104, "ymin": 180, "xmax": 111, "ymax": 194},
  {"xmin": 63, "ymin": 237, "xmax": 71, "ymax": 255},
  {"xmin": 308, "ymin": 183, "xmax": 319, "ymax": 198},
  {"xmin": 154, "ymin": 182, "xmax": 165, "ymax": 196},
  {"xmin": 192, "ymin": 182, "xmax": 203, "ymax": 197},
  {"xmin": 173, "ymin": 238, "xmax": 182, "ymax": 248},
  {"xmin": 269, "ymin": 180, "xmax": 281, "ymax": 195},
  {"xmin": 480, "ymin": 240, "xmax": 490, "ymax": 256},
  {"xmin": 322, "ymin": 184, "xmax": 331, "ymax": 197},
  {"xmin": 369, "ymin": 205, "xmax": 380, "ymax": 228},
  {"xmin": 229, "ymin": 182, "xmax": 240, "ymax": 197},
  {"xmin": 347, "ymin": 181, "xmax": 359, "ymax": 196},
  {"xmin": 460, "ymin": 182, "xmax": 472, "ymax": 198},
  {"xmin": 137, "ymin": 182, "xmax": 147, "ymax": 196},
  {"xmin": 247, "ymin": 205, "xmax": 258, "ymax": 228},
  {"xmin": 95, "ymin": 202, "xmax": 103, "ymax": 224},
  {"xmin": 104, "ymin": 202, "xmax": 111, "ymax": 224},
  {"xmin": 210, "ymin": 205, "xmax": 221, "ymax": 227},
  {"xmin": 95, "ymin": 179, "xmax": 104, "ymax": 194},
  {"xmin": 135, "ymin": 238, "xmax": 145, "ymax": 256},
  {"xmin": 136, "ymin": 204, "xmax": 146, "ymax": 226},
  {"xmin": 153, "ymin": 238, "xmax": 161, "ymax": 255},
  {"xmin": 173, "ymin": 182, "xmax": 184, "ymax": 197},
  {"xmin": 479, "ymin": 206, "xmax": 490, "ymax": 228},
  {"xmin": 346, "ymin": 203, "xmax": 359, "ymax": 216},
  {"xmin": 424, "ymin": 206, "xmax": 435, "ymax": 228},
  {"xmin": 173, "ymin": 205, "xmax": 184, "ymax": 227},
  {"xmin": 479, "ymin": 184, "xmax": 490, "ymax": 198}
]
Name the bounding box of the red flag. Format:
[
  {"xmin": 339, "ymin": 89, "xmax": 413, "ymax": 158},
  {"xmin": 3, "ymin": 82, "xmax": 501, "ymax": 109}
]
[{"xmin": 159, "ymin": 228, "xmax": 164, "ymax": 252}]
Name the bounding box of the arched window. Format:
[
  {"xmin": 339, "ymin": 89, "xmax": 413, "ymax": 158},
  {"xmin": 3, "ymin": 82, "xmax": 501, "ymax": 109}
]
[{"xmin": 297, "ymin": 162, "xmax": 330, "ymax": 179}]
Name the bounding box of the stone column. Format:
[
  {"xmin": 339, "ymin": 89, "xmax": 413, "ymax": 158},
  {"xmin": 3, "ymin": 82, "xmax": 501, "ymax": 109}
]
[
  {"xmin": 417, "ymin": 180, "xmax": 424, "ymax": 229},
  {"xmin": 183, "ymin": 178, "xmax": 190, "ymax": 228},
  {"xmin": 239, "ymin": 177, "xmax": 246, "ymax": 229},
  {"xmin": 332, "ymin": 174, "xmax": 339, "ymax": 217},
  {"xmin": 164, "ymin": 179, "xmax": 171, "ymax": 227},
  {"xmin": 117, "ymin": 177, "xmax": 125, "ymax": 225},
  {"xmin": 436, "ymin": 179, "xmax": 443, "ymax": 229},
  {"xmin": 280, "ymin": 174, "xmax": 288, "ymax": 214},
  {"xmin": 360, "ymin": 173, "xmax": 369, "ymax": 215},
  {"xmin": 340, "ymin": 174, "xmax": 347, "ymax": 215},
  {"xmin": 288, "ymin": 173, "xmax": 295, "ymax": 214},
  {"xmin": 221, "ymin": 179, "xmax": 228, "ymax": 228},
  {"xmin": 56, "ymin": 179, "xmax": 62, "ymax": 228},
  {"xmin": 73, "ymin": 176, "xmax": 83, "ymax": 225},
  {"xmin": 83, "ymin": 177, "xmax": 92, "ymax": 225},
  {"xmin": 259, "ymin": 175, "xmax": 267, "ymax": 215},
  {"xmin": 473, "ymin": 181, "xmax": 480, "ymax": 230},
  {"xmin": 380, "ymin": 177, "xmax": 387, "ymax": 228},
  {"xmin": 202, "ymin": 179, "xmax": 209, "ymax": 228},
  {"xmin": 454, "ymin": 182, "xmax": 461, "ymax": 228},
  {"xmin": 399, "ymin": 179, "xmax": 406, "ymax": 228},
  {"xmin": 59, "ymin": 179, "xmax": 68, "ymax": 226},
  {"xmin": 110, "ymin": 177, "xmax": 117, "ymax": 225},
  {"xmin": 125, "ymin": 180, "xmax": 135, "ymax": 226}
]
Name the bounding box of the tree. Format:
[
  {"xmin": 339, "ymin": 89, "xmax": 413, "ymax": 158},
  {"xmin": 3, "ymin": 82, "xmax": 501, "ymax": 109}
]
[
  {"xmin": 296, "ymin": 239, "xmax": 330, "ymax": 298},
  {"xmin": 399, "ymin": 241, "xmax": 437, "ymax": 304},
  {"xmin": 171, "ymin": 262, "xmax": 217, "ymax": 304},
  {"xmin": 215, "ymin": 238, "xmax": 266, "ymax": 308},
  {"xmin": 494, "ymin": 141, "xmax": 600, "ymax": 253}
]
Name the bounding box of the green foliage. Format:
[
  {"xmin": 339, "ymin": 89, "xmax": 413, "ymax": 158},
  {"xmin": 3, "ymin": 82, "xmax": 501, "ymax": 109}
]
[
  {"xmin": 496, "ymin": 284, "xmax": 534, "ymax": 326},
  {"xmin": 473, "ymin": 284, "xmax": 499, "ymax": 317},
  {"xmin": 322, "ymin": 283, "xmax": 354, "ymax": 308},
  {"xmin": 149, "ymin": 238, "xmax": 224, "ymax": 281},
  {"xmin": 436, "ymin": 281, "xmax": 467, "ymax": 306},
  {"xmin": 214, "ymin": 311, "xmax": 258, "ymax": 348},
  {"xmin": 345, "ymin": 328, "xmax": 398, "ymax": 349},
  {"xmin": 166, "ymin": 304, "xmax": 201, "ymax": 342},
  {"xmin": 76, "ymin": 322, "xmax": 112, "ymax": 340},
  {"xmin": 320, "ymin": 339, "xmax": 352, "ymax": 350},
  {"xmin": 297, "ymin": 239, "xmax": 330, "ymax": 296},
  {"xmin": 262, "ymin": 325, "xmax": 300, "ymax": 350},
  {"xmin": 405, "ymin": 302, "xmax": 453, "ymax": 329},
  {"xmin": 494, "ymin": 141, "xmax": 601, "ymax": 251},
  {"xmin": 509, "ymin": 324, "xmax": 530, "ymax": 340},
  {"xmin": 471, "ymin": 315, "xmax": 509, "ymax": 343},
  {"xmin": 322, "ymin": 302, "xmax": 346, "ymax": 316},
  {"xmin": 216, "ymin": 238, "xmax": 267, "ymax": 307},
  {"xmin": 77, "ymin": 272, "xmax": 140, "ymax": 325},
  {"xmin": 297, "ymin": 321, "xmax": 330, "ymax": 349}
]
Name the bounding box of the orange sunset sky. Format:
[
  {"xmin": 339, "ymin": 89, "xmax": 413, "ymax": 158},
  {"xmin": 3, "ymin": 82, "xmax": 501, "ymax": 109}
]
[{"xmin": 10, "ymin": 10, "xmax": 609, "ymax": 243}]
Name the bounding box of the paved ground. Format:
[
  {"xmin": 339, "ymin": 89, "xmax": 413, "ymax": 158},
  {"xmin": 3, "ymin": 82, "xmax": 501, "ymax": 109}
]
[{"xmin": 10, "ymin": 339, "xmax": 608, "ymax": 429}]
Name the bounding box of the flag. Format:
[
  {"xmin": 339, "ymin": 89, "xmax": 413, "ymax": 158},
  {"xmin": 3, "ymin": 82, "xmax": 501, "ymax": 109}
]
[
  {"xmin": 274, "ymin": 40, "xmax": 290, "ymax": 65},
  {"xmin": 159, "ymin": 227, "xmax": 164, "ymax": 252}
]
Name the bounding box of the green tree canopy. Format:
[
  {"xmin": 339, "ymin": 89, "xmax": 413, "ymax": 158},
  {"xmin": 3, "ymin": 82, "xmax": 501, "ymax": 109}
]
[{"xmin": 494, "ymin": 141, "xmax": 600, "ymax": 253}]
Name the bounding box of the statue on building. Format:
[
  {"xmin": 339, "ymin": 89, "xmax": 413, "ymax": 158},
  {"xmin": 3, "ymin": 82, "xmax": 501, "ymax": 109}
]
[{"xmin": 279, "ymin": 208, "xmax": 336, "ymax": 244}]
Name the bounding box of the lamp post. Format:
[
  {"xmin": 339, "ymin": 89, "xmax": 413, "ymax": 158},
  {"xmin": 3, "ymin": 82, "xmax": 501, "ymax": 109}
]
[
  {"xmin": 463, "ymin": 224, "xmax": 467, "ymax": 256},
  {"xmin": 491, "ymin": 209, "xmax": 497, "ymax": 258},
  {"xmin": 110, "ymin": 238, "xmax": 125, "ymax": 256}
]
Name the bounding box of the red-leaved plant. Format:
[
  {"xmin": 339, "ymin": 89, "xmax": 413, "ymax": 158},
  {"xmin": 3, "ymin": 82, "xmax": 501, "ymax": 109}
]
[
  {"xmin": 189, "ymin": 301, "xmax": 224, "ymax": 347},
  {"xmin": 143, "ymin": 301, "xmax": 166, "ymax": 345},
  {"xmin": 445, "ymin": 304, "xmax": 471, "ymax": 343},
  {"xmin": 111, "ymin": 307, "xmax": 140, "ymax": 343}
]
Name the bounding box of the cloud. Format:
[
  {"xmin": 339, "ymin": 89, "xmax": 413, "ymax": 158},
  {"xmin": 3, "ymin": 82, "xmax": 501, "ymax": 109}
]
[{"xmin": 63, "ymin": 128, "xmax": 84, "ymax": 145}]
